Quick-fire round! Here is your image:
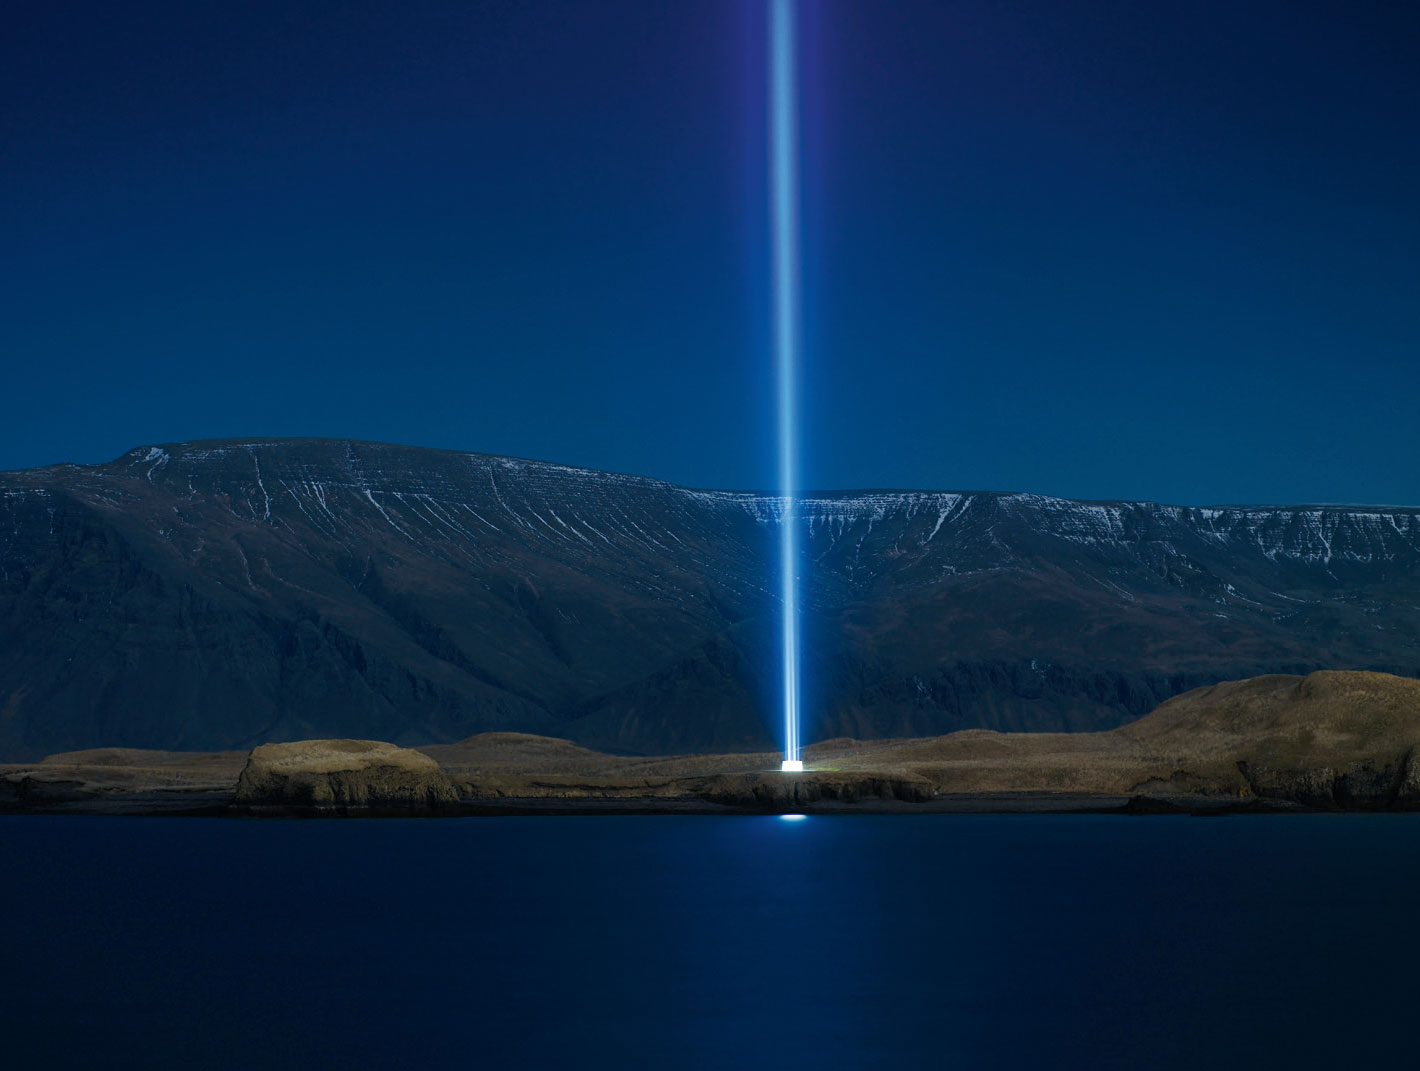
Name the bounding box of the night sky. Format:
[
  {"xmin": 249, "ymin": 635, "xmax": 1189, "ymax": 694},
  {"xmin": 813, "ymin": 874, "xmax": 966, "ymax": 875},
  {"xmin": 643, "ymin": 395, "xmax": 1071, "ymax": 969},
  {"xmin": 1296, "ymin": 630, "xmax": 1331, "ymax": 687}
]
[{"xmin": 4, "ymin": 0, "xmax": 1417, "ymax": 505}]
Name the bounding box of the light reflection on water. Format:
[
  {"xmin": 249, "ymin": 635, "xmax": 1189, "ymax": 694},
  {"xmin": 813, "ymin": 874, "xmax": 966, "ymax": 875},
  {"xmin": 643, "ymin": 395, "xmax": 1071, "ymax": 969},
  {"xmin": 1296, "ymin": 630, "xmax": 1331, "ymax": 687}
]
[{"xmin": 2, "ymin": 814, "xmax": 1414, "ymax": 1069}]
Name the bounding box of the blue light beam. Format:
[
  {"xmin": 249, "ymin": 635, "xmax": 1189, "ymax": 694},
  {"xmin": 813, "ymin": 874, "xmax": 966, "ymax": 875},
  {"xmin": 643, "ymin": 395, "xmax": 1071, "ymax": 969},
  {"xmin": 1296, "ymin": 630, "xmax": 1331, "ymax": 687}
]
[{"xmin": 770, "ymin": 0, "xmax": 802, "ymax": 771}]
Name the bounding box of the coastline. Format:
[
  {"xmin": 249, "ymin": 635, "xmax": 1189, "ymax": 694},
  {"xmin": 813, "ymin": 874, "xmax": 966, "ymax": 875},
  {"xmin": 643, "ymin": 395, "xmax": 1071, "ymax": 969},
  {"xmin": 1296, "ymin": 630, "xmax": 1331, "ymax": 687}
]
[
  {"xmin": 10, "ymin": 671, "xmax": 1420, "ymax": 817},
  {"xmin": 0, "ymin": 786, "xmax": 1318, "ymax": 818}
]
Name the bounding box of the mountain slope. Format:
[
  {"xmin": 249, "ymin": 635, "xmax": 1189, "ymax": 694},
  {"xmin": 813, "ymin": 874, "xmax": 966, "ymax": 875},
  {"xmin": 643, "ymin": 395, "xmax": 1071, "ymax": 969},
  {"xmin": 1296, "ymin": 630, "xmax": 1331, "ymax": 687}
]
[{"xmin": 2, "ymin": 438, "xmax": 1418, "ymax": 758}]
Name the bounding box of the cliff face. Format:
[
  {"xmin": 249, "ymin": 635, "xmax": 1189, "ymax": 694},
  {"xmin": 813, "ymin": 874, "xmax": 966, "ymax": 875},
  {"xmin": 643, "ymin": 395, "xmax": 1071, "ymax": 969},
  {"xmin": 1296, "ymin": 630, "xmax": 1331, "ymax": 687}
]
[{"xmin": 3, "ymin": 438, "xmax": 1420, "ymax": 757}]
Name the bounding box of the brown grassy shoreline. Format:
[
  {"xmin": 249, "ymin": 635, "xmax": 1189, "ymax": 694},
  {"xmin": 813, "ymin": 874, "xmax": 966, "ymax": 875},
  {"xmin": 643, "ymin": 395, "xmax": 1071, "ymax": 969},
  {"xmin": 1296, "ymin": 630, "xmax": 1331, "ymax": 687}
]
[{"xmin": 5, "ymin": 671, "xmax": 1419, "ymax": 816}]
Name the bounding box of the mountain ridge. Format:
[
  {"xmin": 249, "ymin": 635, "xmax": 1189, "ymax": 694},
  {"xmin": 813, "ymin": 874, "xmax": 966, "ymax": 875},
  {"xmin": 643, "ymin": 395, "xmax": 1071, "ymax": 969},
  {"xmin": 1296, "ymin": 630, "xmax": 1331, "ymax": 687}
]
[
  {"xmin": 13, "ymin": 435, "xmax": 1417, "ymax": 511},
  {"xmin": 2, "ymin": 437, "xmax": 1417, "ymax": 759}
]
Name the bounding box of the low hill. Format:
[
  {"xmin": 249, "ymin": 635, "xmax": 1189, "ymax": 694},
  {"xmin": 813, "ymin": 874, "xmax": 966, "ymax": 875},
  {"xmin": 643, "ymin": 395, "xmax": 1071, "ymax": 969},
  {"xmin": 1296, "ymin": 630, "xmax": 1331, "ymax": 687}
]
[{"xmin": 801, "ymin": 670, "xmax": 1420, "ymax": 806}]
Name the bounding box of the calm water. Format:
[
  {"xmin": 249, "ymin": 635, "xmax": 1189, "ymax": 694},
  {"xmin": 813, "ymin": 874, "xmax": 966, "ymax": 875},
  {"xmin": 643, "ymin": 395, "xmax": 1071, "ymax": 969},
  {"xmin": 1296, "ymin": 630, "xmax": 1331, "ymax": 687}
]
[{"xmin": 2, "ymin": 814, "xmax": 1415, "ymax": 1069}]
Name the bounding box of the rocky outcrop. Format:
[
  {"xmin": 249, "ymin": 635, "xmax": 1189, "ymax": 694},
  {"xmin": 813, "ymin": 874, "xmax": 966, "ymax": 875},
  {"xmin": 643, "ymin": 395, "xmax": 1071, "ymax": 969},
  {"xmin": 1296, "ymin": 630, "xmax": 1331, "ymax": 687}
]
[
  {"xmin": 0, "ymin": 772, "xmax": 94, "ymax": 806},
  {"xmin": 1396, "ymin": 749, "xmax": 1420, "ymax": 808},
  {"xmin": 1237, "ymin": 749, "xmax": 1419, "ymax": 810},
  {"xmin": 234, "ymin": 739, "xmax": 459, "ymax": 809}
]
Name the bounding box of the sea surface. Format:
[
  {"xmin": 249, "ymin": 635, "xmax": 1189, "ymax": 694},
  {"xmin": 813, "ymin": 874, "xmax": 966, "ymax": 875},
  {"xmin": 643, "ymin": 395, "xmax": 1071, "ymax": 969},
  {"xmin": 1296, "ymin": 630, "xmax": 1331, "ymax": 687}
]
[{"xmin": 2, "ymin": 814, "xmax": 1415, "ymax": 1069}]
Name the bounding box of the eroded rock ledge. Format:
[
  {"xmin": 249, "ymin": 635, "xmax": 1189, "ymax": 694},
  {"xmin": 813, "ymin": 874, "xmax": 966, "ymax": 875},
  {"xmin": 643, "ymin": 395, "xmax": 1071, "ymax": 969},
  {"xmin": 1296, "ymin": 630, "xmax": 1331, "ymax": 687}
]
[{"xmin": 234, "ymin": 739, "xmax": 459, "ymax": 809}]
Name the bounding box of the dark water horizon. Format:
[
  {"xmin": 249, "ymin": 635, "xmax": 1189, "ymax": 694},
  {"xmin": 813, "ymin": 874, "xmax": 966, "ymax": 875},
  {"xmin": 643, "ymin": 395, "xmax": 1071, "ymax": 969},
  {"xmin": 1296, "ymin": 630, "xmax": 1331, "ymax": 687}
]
[{"xmin": 3, "ymin": 814, "xmax": 1414, "ymax": 1069}]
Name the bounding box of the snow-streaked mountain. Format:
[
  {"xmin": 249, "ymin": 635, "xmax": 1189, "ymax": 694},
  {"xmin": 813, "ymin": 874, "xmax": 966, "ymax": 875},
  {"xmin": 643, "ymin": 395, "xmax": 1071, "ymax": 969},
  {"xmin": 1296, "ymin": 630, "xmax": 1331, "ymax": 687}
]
[{"xmin": 2, "ymin": 438, "xmax": 1417, "ymax": 758}]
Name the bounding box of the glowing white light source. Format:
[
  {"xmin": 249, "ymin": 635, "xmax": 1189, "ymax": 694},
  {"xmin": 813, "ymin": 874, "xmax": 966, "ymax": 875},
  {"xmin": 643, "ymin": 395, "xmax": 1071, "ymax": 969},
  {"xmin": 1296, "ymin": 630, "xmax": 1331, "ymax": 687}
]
[
  {"xmin": 770, "ymin": 0, "xmax": 802, "ymax": 770},
  {"xmin": 780, "ymin": 813, "xmax": 808, "ymax": 821},
  {"xmin": 780, "ymin": 759, "xmax": 804, "ymax": 773}
]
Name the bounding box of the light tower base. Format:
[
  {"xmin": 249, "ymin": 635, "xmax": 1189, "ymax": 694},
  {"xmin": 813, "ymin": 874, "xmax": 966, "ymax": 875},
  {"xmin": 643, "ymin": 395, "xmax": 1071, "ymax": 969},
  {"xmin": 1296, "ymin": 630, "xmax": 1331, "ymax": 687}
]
[{"xmin": 780, "ymin": 759, "xmax": 804, "ymax": 773}]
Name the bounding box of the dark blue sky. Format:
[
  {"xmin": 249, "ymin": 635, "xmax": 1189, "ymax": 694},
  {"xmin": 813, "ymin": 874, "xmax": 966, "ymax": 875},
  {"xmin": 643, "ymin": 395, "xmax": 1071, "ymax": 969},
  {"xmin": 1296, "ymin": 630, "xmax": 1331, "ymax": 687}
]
[{"xmin": 3, "ymin": 1, "xmax": 1417, "ymax": 504}]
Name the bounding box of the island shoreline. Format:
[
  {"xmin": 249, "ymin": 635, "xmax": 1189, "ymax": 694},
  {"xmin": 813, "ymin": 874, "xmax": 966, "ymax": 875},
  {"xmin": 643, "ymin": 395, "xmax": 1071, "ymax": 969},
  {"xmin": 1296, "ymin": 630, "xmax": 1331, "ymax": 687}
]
[{"xmin": 0, "ymin": 790, "xmax": 1333, "ymax": 818}]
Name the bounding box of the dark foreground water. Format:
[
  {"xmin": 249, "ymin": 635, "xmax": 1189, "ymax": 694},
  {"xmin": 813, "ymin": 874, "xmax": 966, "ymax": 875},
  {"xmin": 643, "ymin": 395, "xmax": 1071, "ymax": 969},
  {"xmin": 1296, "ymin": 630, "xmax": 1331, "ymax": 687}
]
[{"xmin": 2, "ymin": 814, "xmax": 1416, "ymax": 1069}]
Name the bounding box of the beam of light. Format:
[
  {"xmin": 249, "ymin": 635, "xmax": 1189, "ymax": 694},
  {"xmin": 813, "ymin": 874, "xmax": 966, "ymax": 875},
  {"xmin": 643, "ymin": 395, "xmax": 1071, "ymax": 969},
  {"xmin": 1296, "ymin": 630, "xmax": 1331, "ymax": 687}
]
[{"xmin": 770, "ymin": 0, "xmax": 802, "ymax": 772}]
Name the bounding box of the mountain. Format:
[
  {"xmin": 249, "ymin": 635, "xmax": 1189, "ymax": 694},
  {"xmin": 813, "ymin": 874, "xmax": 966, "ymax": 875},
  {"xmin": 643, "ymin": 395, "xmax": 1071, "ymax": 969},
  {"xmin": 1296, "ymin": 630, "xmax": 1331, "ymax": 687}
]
[{"xmin": 2, "ymin": 437, "xmax": 1418, "ymax": 759}]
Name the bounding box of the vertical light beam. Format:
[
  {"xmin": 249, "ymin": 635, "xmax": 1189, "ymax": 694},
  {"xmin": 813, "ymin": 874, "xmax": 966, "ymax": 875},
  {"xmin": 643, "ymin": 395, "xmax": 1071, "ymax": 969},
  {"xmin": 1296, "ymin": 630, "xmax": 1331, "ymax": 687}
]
[{"xmin": 770, "ymin": 0, "xmax": 802, "ymax": 772}]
